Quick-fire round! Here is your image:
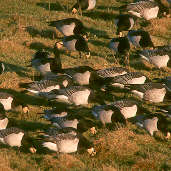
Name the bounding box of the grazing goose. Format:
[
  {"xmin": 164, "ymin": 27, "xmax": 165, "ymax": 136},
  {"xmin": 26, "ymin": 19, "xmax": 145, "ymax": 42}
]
[
  {"xmin": 136, "ymin": 114, "xmax": 171, "ymax": 138},
  {"xmin": 56, "ymin": 35, "xmax": 90, "ymax": 58},
  {"xmin": 42, "ymin": 127, "xmax": 79, "ymax": 153},
  {"xmin": 72, "ymin": 0, "xmax": 96, "ymax": 15},
  {"xmin": 114, "ymin": 14, "xmax": 135, "ymax": 37},
  {"xmin": 153, "ymin": 76, "xmax": 171, "ymax": 93},
  {"xmin": 92, "ymin": 105, "xmax": 126, "ymax": 126},
  {"xmin": 125, "ymin": 0, "xmax": 159, "ymax": 20},
  {"xmin": 139, "ymin": 45, "xmax": 171, "ymax": 68},
  {"xmin": 136, "ymin": 115, "xmax": 159, "ymax": 136},
  {"xmin": 0, "ymin": 127, "xmax": 24, "ymax": 147},
  {"xmin": 47, "ymin": 86, "xmax": 91, "ymax": 105},
  {"xmin": 48, "ymin": 18, "xmax": 86, "ymax": 36},
  {"xmin": 23, "ymin": 75, "xmax": 73, "ymax": 96},
  {"xmin": 0, "ymin": 92, "xmax": 29, "ymax": 113},
  {"xmin": 103, "ymin": 72, "xmax": 147, "ymax": 89},
  {"xmin": 0, "ymin": 62, "xmax": 5, "ymax": 74},
  {"xmin": 125, "ymin": 82, "xmax": 167, "ymax": 103},
  {"xmin": 157, "ymin": 105, "xmax": 171, "ymax": 118},
  {"xmin": 42, "ymin": 111, "xmax": 79, "ymax": 129},
  {"xmin": 127, "ymin": 30, "xmax": 154, "ymax": 48},
  {"xmin": 112, "ymin": 99, "xmax": 138, "ymax": 119},
  {"xmin": 31, "ymin": 48, "xmax": 62, "ymax": 77},
  {"xmin": 95, "ymin": 67, "xmax": 129, "ymax": 79},
  {"xmin": 109, "ymin": 37, "xmax": 130, "ymax": 65},
  {"xmin": 0, "ymin": 105, "xmax": 8, "ymax": 130}
]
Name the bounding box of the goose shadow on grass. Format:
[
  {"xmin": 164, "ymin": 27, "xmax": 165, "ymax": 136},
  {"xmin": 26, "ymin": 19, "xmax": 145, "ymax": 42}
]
[
  {"xmin": 0, "ymin": 88, "xmax": 50, "ymax": 107},
  {"xmin": 1, "ymin": 62, "xmax": 29, "ymax": 78},
  {"xmin": 84, "ymin": 10, "xmax": 117, "ymax": 21},
  {"xmin": 36, "ymin": 2, "xmax": 64, "ymax": 11},
  {"xmin": 25, "ymin": 26, "xmax": 61, "ymax": 40}
]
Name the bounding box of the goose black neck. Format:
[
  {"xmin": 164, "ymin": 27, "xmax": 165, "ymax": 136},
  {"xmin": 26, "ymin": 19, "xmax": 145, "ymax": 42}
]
[{"xmin": 53, "ymin": 43, "xmax": 62, "ymax": 72}]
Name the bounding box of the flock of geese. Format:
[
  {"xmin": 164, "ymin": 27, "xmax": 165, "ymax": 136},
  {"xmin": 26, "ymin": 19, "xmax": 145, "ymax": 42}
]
[{"xmin": 0, "ymin": 0, "xmax": 171, "ymax": 155}]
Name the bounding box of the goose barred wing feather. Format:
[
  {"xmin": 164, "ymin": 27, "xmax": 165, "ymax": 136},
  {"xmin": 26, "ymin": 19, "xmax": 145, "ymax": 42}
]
[
  {"xmin": 96, "ymin": 67, "xmax": 129, "ymax": 78},
  {"xmin": 0, "ymin": 92, "xmax": 13, "ymax": 99},
  {"xmin": 0, "ymin": 127, "xmax": 24, "ymax": 138}
]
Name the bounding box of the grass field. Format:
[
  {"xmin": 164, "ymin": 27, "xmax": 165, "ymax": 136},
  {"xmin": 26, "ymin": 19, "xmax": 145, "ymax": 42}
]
[{"xmin": 0, "ymin": 0, "xmax": 171, "ymax": 170}]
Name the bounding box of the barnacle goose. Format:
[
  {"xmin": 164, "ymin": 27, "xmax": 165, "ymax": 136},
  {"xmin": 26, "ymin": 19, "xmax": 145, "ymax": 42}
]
[
  {"xmin": 0, "ymin": 104, "xmax": 8, "ymax": 130},
  {"xmin": 42, "ymin": 111, "xmax": 79, "ymax": 129},
  {"xmin": 0, "ymin": 127, "xmax": 24, "ymax": 147},
  {"xmin": 126, "ymin": 0, "xmax": 159, "ymax": 20},
  {"xmin": 109, "ymin": 36, "xmax": 130, "ymax": 65},
  {"xmin": 56, "ymin": 35, "xmax": 90, "ymax": 58},
  {"xmin": 139, "ymin": 45, "xmax": 171, "ymax": 68},
  {"xmin": 114, "ymin": 14, "xmax": 135, "ymax": 37},
  {"xmin": 127, "ymin": 30, "xmax": 154, "ymax": 48},
  {"xmin": 0, "ymin": 92, "xmax": 29, "ymax": 113},
  {"xmin": 92, "ymin": 105, "xmax": 126, "ymax": 126},
  {"xmin": 72, "ymin": 0, "xmax": 96, "ymax": 15},
  {"xmin": 48, "ymin": 18, "xmax": 86, "ymax": 36},
  {"xmin": 103, "ymin": 72, "xmax": 147, "ymax": 89},
  {"xmin": 42, "ymin": 127, "xmax": 79, "ymax": 153},
  {"xmin": 47, "ymin": 86, "xmax": 91, "ymax": 105},
  {"xmin": 125, "ymin": 82, "xmax": 167, "ymax": 103}
]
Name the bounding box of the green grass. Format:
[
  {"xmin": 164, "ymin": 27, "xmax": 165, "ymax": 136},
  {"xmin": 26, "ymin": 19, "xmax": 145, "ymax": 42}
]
[{"xmin": 0, "ymin": 0, "xmax": 171, "ymax": 170}]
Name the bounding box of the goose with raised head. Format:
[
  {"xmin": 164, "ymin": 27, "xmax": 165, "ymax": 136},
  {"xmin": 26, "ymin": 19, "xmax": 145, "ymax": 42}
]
[
  {"xmin": 56, "ymin": 35, "xmax": 90, "ymax": 58},
  {"xmin": 125, "ymin": 0, "xmax": 159, "ymax": 20},
  {"xmin": 125, "ymin": 82, "xmax": 167, "ymax": 103},
  {"xmin": 109, "ymin": 36, "xmax": 130, "ymax": 65},
  {"xmin": 128, "ymin": 30, "xmax": 154, "ymax": 48},
  {"xmin": 0, "ymin": 127, "xmax": 24, "ymax": 147},
  {"xmin": 48, "ymin": 18, "xmax": 86, "ymax": 36},
  {"xmin": 114, "ymin": 14, "xmax": 135, "ymax": 37},
  {"xmin": 72, "ymin": 0, "xmax": 96, "ymax": 15},
  {"xmin": 139, "ymin": 45, "xmax": 171, "ymax": 68},
  {"xmin": 0, "ymin": 92, "xmax": 29, "ymax": 113},
  {"xmin": 42, "ymin": 127, "xmax": 79, "ymax": 153},
  {"xmin": 31, "ymin": 47, "xmax": 62, "ymax": 77},
  {"xmin": 47, "ymin": 86, "xmax": 91, "ymax": 105}
]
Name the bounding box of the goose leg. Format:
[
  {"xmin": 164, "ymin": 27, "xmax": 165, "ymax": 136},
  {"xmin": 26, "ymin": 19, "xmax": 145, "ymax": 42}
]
[
  {"xmin": 112, "ymin": 52, "xmax": 119, "ymax": 65},
  {"xmin": 79, "ymin": 51, "xmax": 82, "ymax": 58}
]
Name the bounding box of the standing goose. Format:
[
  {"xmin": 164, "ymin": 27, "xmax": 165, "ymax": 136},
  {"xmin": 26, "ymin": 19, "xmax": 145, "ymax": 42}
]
[
  {"xmin": 47, "ymin": 86, "xmax": 91, "ymax": 105},
  {"xmin": 109, "ymin": 36, "xmax": 130, "ymax": 65},
  {"xmin": 139, "ymin": 45, "xmax": 171, "ymax": 68},
  {"xmin": 56, "ymin": 35, "xmax": 90, "ymax": 58},
  {"xmin": 112, "ymin": 99, "xmax": 138, "ymax": 119},
  {"xmin": 92, "ymin": 105, "xmax": 126, "ymax": 126},
  {"xmin": 0, "ymin": 62, "xmax": 5, "ymax": 74},
  {"xmin": 0, "ymin": 127, "xmax": 24, "ymax": 147},
  {"xmin": 103, "ymin": 72, "xmax": 147, "ymax": 89},
  {"xmin": 0, "ymin": 92, "xmax": 29, "ymax": 113},
  {"xmin": 0, "ymin": 104, "xmax": 8, "ymax": 130},
  {"xmin": 114, "ymin": 14, "xmax": 135, "ymax": 37},
  {"xmin": 72, "ymin": 0, "xmax": 96, "ymax": 15},
  {"xmin": 125, "ymin": 0, "xmax": 159, "ymax": 20},
  {"xmin": 125, "ymin": 82, "xmax": 167, "ymax": 103},
  {"xmin": 42, "ymin": 127, "xmax": 79, "ymax": 153},
  {"xmin": 48, "ymin": 18, "xmax": 86, "ymax": 36},
  {"xmin": 127, "ymin": 30, "xmax": 154, "ymax": 48}
]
